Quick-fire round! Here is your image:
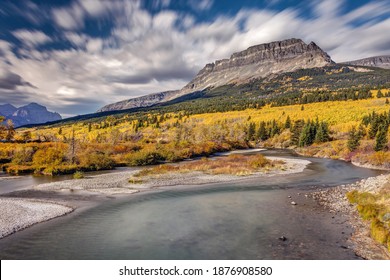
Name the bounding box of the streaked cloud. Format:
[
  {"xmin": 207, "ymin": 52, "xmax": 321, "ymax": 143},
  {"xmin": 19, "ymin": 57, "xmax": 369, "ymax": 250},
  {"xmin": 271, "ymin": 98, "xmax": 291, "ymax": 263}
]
[
  {"xmin": 0, "ymin": 0, "xmax": 389, "ymax": 116},
  {"xmin": 12, "ymin": 30, "xmax": 52, "ymax": 48}
]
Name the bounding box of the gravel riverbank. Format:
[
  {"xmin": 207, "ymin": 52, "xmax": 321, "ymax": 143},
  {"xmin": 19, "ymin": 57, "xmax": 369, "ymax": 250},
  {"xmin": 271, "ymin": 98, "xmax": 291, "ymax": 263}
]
[
  {"xmin": 0, "ymin": 198, "xmax": 73, "ymax": 239},
  {"xmin": 311, "ymin": 174, "xmax": 390, "ymax": 260}
]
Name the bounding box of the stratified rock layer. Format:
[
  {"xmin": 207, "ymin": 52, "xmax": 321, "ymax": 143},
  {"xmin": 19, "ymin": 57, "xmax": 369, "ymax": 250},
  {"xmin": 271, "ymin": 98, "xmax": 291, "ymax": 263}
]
[
  {"xmin": 343, "ymin": 56, "xmax": 390, "ymax": 69},
  {"xmin": 98, "ymin": 38, "xmax": 334, "ymax": 112}
]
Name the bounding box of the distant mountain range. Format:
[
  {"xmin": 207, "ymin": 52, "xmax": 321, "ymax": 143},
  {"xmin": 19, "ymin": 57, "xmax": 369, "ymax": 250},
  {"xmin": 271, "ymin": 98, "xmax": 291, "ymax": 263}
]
[
  {"xmin": 342, "ymin": 55, "xmax": 390, "ymax": 69},
  {"xmin": 98, "ymin": 38, "xmax": 390, "ymax": 113},
  {"xmin": 0, "ymin": 103, "xmax": 62, "ymax": 127}
]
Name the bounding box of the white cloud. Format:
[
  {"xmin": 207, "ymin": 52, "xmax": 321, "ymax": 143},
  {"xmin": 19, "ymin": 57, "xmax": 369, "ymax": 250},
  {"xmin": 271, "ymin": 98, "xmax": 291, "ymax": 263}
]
[
  {"xmin": 12, "ymin": 30, "xmax": 52, "ymax": 48},
  {"xmin": 86, "ymin": 38, "xmax": 103, "ymax": 53},
  {"xmin": 52, "ymin": 3, "xmax": 85, "ymax": 30},
  {"xmin": 190, "ymin": 0, "xmax": 214, "ymax": 11},
  {"xmin": 313, "ymin": 0, "xmax": 344, "ymax": 18},
  {"xmin": 343, "ymin": 1, "xmax": 390, "ymax": 23},
  {"xmin": 152, "ymin": 0, "xmax": 171, "ymax": 9},
  {"xmin": 64, "ymin": 32, "xmax": 88, "ymax": 47},
  {"xmin": 78, "ymin": 0, "xmax": 108, "ymax": 17},
  {"xmin": 1, "ymin": 0, "xmax": 389, "ymax": 116},
  {"xmin": 153, "ymin": 11, "xmax": 178, "ymax": 30}
]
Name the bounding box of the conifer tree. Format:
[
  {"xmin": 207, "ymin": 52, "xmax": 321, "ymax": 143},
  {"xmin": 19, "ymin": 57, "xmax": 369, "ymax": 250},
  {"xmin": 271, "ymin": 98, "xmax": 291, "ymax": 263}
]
[
  {"xmin": 291, "ymin": 120, "xmax": 304, "ymax": 146},
  {"xmin": 347, "ymin": 126, "xmax": 360, "ymax": 152},
  {"xmin": 284, "ymin": 115, "xmax": 291, "ymax": 129},
  {"xmin": 298, "ymin": 123, "xmax": 313, "ymax": 147},
  {"xmin": 247, "ymin": 122, "xmax": 256, "ymax": 141},
  {"xmin": 257, "ymin": 121, "xmax": 268, "ymax": 141},
  {"xmin": 315, "ymin": 121, "xmax": 329, "ymax": 143},
  {"xmin": 374, "ymin": 125, "xmax": 388, "ymax": 151},
  {"xmin": 270, "ymin": 120, "xmax": 280, "ymax": 137},
  {"xmin": 369, "ymin": 115, "xmax": 380, "ymax": 139}
]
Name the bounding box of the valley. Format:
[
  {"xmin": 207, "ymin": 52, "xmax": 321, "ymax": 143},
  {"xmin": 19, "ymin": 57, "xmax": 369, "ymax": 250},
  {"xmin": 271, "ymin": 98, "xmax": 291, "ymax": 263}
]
[{"xmin": 1, "ymin": 38, "xmax": 390, "ymax": 259}]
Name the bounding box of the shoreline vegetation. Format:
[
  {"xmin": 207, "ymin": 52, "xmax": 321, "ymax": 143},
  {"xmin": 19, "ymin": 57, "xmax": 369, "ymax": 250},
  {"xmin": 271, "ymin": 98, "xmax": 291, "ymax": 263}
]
[
  {"xmin": 130, "ymin": 154, "xmax": 285, "ymax": 181},
  {"xmin": 312, "ymin": 175, "xmax": 390, "ymax": 259}
]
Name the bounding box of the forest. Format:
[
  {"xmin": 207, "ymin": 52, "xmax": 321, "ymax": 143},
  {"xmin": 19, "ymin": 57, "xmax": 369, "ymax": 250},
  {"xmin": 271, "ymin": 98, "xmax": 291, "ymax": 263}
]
[{"xmin": 0, "ymin": 87, "xmax": 389, "ymax": 177}]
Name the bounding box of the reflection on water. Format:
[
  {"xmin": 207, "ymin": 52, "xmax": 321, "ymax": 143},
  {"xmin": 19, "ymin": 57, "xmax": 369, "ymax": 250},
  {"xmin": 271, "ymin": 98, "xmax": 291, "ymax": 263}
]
[{"xmin": 0, "ymin": 150, "xmax": 385, "ymax": 259}]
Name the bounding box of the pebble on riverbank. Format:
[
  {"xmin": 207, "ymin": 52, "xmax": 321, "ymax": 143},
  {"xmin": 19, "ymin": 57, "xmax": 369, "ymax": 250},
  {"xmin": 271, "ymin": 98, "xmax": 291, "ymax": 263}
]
[{"xmin": 0, "ymin": 198, "xmax": 73, "ymax": 239}]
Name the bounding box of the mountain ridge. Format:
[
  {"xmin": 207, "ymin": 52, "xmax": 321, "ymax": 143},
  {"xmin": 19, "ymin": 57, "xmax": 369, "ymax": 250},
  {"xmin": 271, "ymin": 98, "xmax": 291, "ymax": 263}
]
[
  {"xmin": 0, "ymin": 102, "xmax": 62, "ymax": 127},
  {"xmin": 98, "ymin": 38, "xmax": 334, "ymax": 112},
  {"xmin": 343, "ymin": 55, "xmax": 390, "ymax": 69}
]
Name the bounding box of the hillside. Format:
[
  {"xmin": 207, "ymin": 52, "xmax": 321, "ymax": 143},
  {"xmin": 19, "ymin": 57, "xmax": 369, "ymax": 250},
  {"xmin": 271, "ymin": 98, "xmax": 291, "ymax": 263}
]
[
  {"xmin": 98, "ymin": 38, "xmax": 334, "ymax": 112},
  {"xmin": 24, "ymin": 64, "xmax": 390, "ymax": 128},
  {"xmin": 343, "ymin": 56, "xmax": 390, "ymax": 69}
]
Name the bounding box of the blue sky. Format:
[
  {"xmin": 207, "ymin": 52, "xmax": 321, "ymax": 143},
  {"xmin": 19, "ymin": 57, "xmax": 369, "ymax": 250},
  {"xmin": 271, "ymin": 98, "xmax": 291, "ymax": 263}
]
[{"xmin": 0, "ymin": 0, "xmax": 389, "ymax": 116}]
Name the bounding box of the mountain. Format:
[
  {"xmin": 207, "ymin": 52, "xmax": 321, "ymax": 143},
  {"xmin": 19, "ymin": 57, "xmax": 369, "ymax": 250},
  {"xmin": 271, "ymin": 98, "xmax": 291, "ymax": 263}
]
[
  {"xmin": 343, "ymin": 55, "xmax": 390, "ymax": 69},
  {"xmin": 180, "ymin": 38, "xmax": 333, "ymax": 94},
  {"xmin": 0, "ymin": 104, "xmax": 17, "ymax": 117},
  {"xmin": 98, "ymin": 38, "xmax": 334, "ymax": 112},
  {"xmin": 97, "ymin": 90, "xmax": 179, "ymax": 113},
  {"xmin": 0, "ymin": 102, "xmax": 62, "ymax": 127}
]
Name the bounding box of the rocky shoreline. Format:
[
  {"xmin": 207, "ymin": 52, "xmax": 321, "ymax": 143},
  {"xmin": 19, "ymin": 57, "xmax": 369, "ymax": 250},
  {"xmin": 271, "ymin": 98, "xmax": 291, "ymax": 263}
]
[
  {"xmin": 311, "ymin": 175, "xmax": 390, "ymax": 260},
  {"xmin": 0, "ymin": 198, "xmax": 73, "ymax": 239}
]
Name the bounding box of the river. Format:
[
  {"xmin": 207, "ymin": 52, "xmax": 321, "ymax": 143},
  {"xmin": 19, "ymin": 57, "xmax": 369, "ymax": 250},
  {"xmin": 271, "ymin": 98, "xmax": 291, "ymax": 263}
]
[{"xmin": 0, "ymin": 149, "xmax": 384, "ymax": 259}]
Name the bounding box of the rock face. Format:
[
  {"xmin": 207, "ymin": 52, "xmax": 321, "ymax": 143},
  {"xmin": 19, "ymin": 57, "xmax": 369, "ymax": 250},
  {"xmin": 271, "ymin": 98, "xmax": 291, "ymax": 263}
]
[
  {"xmin": 343, "ymin": 56, "xmax": 390, "ymax": 69},
  {"xmin": 0, "ymin": 104, "xmax": 17, "ymax": 117},
  {"xmin": 0, "ymin": 102, "xmax": 62, "ymax": 127},
  {"xmin": 97, "ymin": 90, "xmax": 178, "ymax": 113},
  {"xmin": 181, "ymin": 38, "xmax": 334, "ymax": 94},
  {"xmin": 98, "ymin": 38, "xmax": 334, "ymax": 112}
]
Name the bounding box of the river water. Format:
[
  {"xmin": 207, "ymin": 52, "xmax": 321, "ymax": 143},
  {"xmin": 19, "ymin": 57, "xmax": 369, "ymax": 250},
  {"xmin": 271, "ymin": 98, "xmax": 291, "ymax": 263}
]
[{"xmin": 0, "ymin": 150, "xmax": 384, "ymax": 259}]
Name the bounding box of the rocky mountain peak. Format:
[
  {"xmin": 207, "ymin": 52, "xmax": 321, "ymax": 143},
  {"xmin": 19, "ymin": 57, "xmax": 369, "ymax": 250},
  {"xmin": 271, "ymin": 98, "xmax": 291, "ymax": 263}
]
[
  {"xmin": 0, "ymin": 103, "xmax": 62, "ymax": 127},
  {"xmin": 181, "ymin": 38, "xmax": 334, "ymax": 94},
  {"xmin": 0, "ymin": 104, "xmax": 17, "ymax": 117},
  {"xmin": 98, "ymin": 38, "xmax": 334, "ymax": 112}
]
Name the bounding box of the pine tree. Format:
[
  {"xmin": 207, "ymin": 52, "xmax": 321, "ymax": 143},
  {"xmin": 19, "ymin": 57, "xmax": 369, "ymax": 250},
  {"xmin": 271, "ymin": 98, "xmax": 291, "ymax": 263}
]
[
  {"xmin": 369, "ymin": 115, "xmax": 380, "ymax": 139},
  {"xmin": 257, "ymin": 121, "xmax": 268, "ymax": 141},
  {"xmin": 298, "ymin": 123, "xmax": 313, "ymax": 147},
  {"xmin": 347, "ymin": 127, "xmax": 360, "ymax": 152},
  {"xmin": 269, "ymin": 120, "xmax": 280, "ymax": 137},
  {"xmin": 291, "ymin": 120, "xmax": 304, "ymax": 146},
  {"xmin": 374, "ymin": 125, "xmax": 388, "ymax": 151},
  {"xmin": 247, "ymin": 122, "xmax": 256, "ymax": 141},
  {"xmin": 284, "ymin": 115, "xmax": 291, "ymax": 129},
  {"xmin": 314, "ymin": 122, "xmax": 329, "ymax": 143}
]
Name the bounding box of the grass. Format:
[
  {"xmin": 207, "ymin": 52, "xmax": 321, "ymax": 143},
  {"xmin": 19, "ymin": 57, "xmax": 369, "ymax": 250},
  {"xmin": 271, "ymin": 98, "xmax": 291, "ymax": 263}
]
[
  {"xmin": 73, "ymin": 171, "xmax": 85, "ymax": 179},
  {"xmin": 131, "ymin": 154, "xmax": 284, "ymax": 179},
  {"xmin": 347, "ymin": 185, "xmax": 390, "ymax": 251}
]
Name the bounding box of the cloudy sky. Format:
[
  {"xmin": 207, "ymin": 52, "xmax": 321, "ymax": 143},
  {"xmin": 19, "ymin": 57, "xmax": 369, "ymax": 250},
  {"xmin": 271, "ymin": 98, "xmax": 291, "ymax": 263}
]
[{"xmin": 0, "ymin": 0, "xmax": 389, "ymax": 117}]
